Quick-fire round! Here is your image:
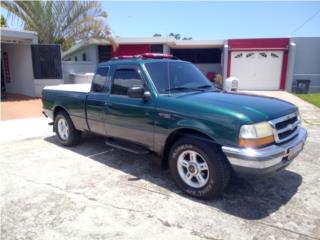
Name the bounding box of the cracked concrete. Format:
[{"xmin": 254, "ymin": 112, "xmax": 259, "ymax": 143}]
[{"xmin": 1, "ymin": 91, "xmax": 320, "ymax": 240}]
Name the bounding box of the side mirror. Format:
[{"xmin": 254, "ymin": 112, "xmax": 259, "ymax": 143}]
[{"xmin": 128, "ymin": 86, "xmax": 150, "ymax": 100}]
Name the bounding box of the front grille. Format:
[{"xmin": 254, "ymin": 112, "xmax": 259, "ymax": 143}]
[
  {"xmin": 275, "ymin": 116, "xmax": 298, "ymax": 129},
  {"xmin": 269, "ymin": 112, "xmax": 300, "ymax": 143}
]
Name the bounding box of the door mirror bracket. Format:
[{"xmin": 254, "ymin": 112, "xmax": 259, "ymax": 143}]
[{"xmin": 128, "ymin": 87, "xmax": 150, "ymax": 101}]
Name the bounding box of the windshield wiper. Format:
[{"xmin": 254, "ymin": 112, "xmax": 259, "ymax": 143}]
[
  {"xmin": 164, "ymin": 87, "xmax": 205, "ymax": 92},
  {"xmin": 197, "ymin": 84, "xmax": 221, "ymax": 92},
  {"xmin": 197, "ymin": 85, "xmax": 213, "ymax": 89}
]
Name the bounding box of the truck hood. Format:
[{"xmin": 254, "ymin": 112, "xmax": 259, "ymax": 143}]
[{"xmin": 171, "ymin": 91, "xmax": 297, "ymax": 123}]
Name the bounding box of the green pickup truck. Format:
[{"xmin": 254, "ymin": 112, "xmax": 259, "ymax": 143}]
[{"xmin": 42, "ymin": 53, "xmax": 307, "ymax": 199}]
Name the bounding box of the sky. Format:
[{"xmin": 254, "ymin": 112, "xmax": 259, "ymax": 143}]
[
  {"xmin": 102, "ymin": 1, "xmax": 320, "ymax": 39},
  {"xmin": 1, "ymin": 1, "xmax": 320, "ymax": 40}
]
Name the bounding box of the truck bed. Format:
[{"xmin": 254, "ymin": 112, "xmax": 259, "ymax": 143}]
[
  {"xmin": 42, "ymin": 84, "xmax": 91, "ymax": 131},
  {"xmin": 44, "ymin": 84, "xmax": 91, "ymax": 93}
]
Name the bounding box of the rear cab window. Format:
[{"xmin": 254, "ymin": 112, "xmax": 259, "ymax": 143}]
[{"xmin": 91, "ymin": 66, "xmax": 109, "ymax": 92}]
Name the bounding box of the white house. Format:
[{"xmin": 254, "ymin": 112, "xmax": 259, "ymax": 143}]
[{"xmin": 1, "ymin": 28, "xmax": 63, "ymax": 97}]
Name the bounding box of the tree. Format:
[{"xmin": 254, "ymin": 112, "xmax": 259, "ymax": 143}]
[
  {"xmin": 153, "ymin": 33, "xmax": 162, "ymax": 37},
  {"xmin": 0, "ymin": 15, "xmax": 7, "ymax": 27},
  {"xmin": 167, "ymin": 33, "xmax": 192, "ymax": 40},
  {"xmin": 169, "ymin": 32, "xmax": 181, "ymax": 40},
  {"xmin": 1, "ymin": 1, "xmax": 115, "ymax": 51}
]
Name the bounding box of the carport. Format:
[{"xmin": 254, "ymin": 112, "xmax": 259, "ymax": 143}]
[{"xmin": 168, "ymin": 40, "xmax": 225, "ymax": 81}]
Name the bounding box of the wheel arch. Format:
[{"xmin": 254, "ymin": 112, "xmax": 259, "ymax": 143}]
[
  {"xmin": 161, "ymin": 127, "xmax": 220, "ymax": 169},
  {"xmin": 53, "ymin": 105, "xmax": 69, "ymax": 119},
  {"xmin": 53, "ymin": 106, "xmax": 70, "ymax": 132}
]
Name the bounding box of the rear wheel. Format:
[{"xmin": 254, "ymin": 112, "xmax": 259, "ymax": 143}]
[
  {"xmin": 54, "ymin": 111, "xmax": 81, "ymax": 146},
  {"xmin": 169, "ymin": 137, "xmax": 231, "ymax": 199}
]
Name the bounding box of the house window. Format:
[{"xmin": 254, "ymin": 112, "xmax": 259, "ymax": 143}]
[
  {"xmin": 74, "ymin": 56, "xmax": 78, "ymax": 61},
  {"xmin": 98, "ymin": 45, "xmax": 112, "ymax": 62},
  {"xmin": 91, "ymin": 67, "xmax": 109, "ymax": 92},
  {"xmin": 259, "ymin": 52, "xmax": 267, "ymax": 58},
  {"xmin": 246, "ymin": 53, "xmax": 254, "ymax": 58},
  {"xmin": 234, "ymin": 53, "xmax": 243, "ymax": 59},
  {"xmin": 31, "ymin": 44, "xmax": 62, "ymax": 79},
  {"xmin": 82, "ymin": 53, "xmax": 87, "ymax": 61},
  {"xmin": 170, "ymin": 48, "xmax": 221, "ymax": 63},
  {"xmin": 150, "ymin": 44, "xmax": 163, "ymax": 53}
]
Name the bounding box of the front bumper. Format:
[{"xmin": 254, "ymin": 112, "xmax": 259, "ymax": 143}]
[{"xmin": 222, "ymin": 127, "xmax": 307, "ymax": 177}]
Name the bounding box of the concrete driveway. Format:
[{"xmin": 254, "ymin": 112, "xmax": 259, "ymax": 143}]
[{"xmin": 1, "ymin": 91, "xmax": 319, "ymax": 240}]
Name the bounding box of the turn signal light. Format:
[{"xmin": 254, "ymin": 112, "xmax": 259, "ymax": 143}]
[{"xmin": 239, "ymin": 135, "xmax": 274, "ymax": 148}]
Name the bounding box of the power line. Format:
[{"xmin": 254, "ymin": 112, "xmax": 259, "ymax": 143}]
[{"xmin": 290, "ymin": 9, "xmax": 320, "ymax": 35}]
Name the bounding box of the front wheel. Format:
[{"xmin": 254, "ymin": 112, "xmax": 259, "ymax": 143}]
[
  {"xmin": 54, "ymin": 111, "xmax": 81, "ymax": 146},
  {"xmin": 169, "ymin": 137, "xmax": 231, "ymax": 199}
]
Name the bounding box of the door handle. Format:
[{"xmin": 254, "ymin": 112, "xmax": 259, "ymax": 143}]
[{"xmin": 105, "ymin": 102, "xmax": 112, "ymax": 107}]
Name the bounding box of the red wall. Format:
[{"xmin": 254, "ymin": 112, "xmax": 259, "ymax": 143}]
[
  {"xmin": 227, "ymin": 38, "xmax": 289, "ymax": 90},
  {"xmin": 228, "ymin": 38, "xmax": 289, "ymax": 50},
  {"xmin": 112, "ymin": 44, "xmax": 150, "ymax": 57}
]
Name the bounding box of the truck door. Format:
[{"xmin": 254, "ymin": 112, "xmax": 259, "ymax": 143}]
[
  {"xmin": 86, "ymin": 66, "xmax": 110, "ymax": 135},
  {"xmin": 104, "ymin": 65, "xmax": 155, "ymax": 149}
]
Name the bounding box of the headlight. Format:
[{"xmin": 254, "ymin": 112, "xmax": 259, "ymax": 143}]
[
  {"xmin": 239, "ymin": 122, "xmax": 274, "ymax": 148},
  {"xmin": 297, "ymin": 110, "xmax": 301, "ymax": 123}
]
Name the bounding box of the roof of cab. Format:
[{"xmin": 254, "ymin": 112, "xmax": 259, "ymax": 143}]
[{"xmin": 98, "ymin": 53, "xmax": 184, "ymax": 67}]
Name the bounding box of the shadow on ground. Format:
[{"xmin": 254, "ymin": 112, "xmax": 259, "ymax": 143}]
[{"xmin": 45, "ymin": 134, "xmax": 302, "ymax": 220}]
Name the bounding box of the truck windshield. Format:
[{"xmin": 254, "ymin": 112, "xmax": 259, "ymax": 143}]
[{"xmin": 145, "ymin": 61, "xmax": 217, "ymax": 94}]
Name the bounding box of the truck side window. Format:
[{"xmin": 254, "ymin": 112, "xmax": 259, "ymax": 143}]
[
  {"xmin": 91, "ymin": 67, "xmax": 109, "ymax": 92},
  {"xmin": 111, "ymin": 69, "xmax": 143, "ymax": 96}
]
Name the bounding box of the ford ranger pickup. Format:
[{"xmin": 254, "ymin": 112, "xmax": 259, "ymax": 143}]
[{"xmin": 42, "ymin": 53, "xmax": 307, "ymax": 199}]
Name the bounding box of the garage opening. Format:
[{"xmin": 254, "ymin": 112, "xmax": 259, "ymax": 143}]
[
  {"xmin": 170, "ymin": 48, "xmax": 223, "ymax": 82},
  {"xmin": 227, "ymin": 38, "xmax": 289, "ymax": 90},
  {"xmin": 230, "ymin": 51, "xmax": 284, "ymax": 90}
]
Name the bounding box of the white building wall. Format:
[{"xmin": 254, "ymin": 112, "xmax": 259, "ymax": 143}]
[
  {"xmin": 87, "ymin": 45, "xmax": 98, "ymax": 63},
  {"xmin": 290, "ymin": 37, "xmax": 320, "ymax": 93},
  {"xmin": 61, "ymin": 61, "xmax": 96, "ymax": 83},
  {"xmin": 163, "ymin": 44, "xmax": 170, "ymax": 54},
  {"xmin": 64, "ymin": 45, "xmax": 98, "ymax": 64},
  {"xmin": 1, "ymin": 43, "xmax": 35, "ymax": 96}
]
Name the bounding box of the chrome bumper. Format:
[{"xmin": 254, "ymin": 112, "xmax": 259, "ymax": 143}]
[{"xmin": 222, "ymin": 127, "xmax": 307, "ymax": 177}]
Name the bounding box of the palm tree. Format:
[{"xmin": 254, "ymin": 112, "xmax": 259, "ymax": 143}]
[
  {"xmin": 0, "ymin": 15, "xmax": 8, "ymax": 27},
  {"xmin": 1, "ymin": 1, "xmax": 115, "ymax": 51}
]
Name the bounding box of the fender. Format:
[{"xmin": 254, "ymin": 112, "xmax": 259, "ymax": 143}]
[{"xmin": 154, "ymin": 118, "xmax": 219, "ymax": 156}]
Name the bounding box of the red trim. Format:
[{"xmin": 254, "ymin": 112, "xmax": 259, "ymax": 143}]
[
  {"xmin": 228, "ymin": 38, "xmax": 289, "ymax": 50},
  {"xmin": 229, "ymin": 48, "xmax": 287, "ymax": 51},
  {"xmin": 280, "ymin": 51, "xmax": 288, "ymax": 90},
  {"xmin": 3, "ymin": 52, "xmax": 10, "ymax": 83}
]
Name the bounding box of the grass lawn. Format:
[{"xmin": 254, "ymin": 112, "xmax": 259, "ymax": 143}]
[{"xmin": 295, "ymin": 93, "xmax": 320, "ymax": 107}]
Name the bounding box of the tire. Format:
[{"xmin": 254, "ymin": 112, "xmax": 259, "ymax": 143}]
[
  {"xmin": 54, "ymin": 111, "xmax": 81, "ymax": 146},
  {"xmin": 169, "ymin": 137, "xmax": 231, "ymax": 199}
]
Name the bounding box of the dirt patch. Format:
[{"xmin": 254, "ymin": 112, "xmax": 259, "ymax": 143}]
[{"xmin": 0, "ymin": 93, "xmax": 43, "ymax": 121}]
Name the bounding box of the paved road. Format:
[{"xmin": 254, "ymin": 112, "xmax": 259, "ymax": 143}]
[{"xmin": 1, "ymin": 92, "xmax": 319, "ymax": 240}]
